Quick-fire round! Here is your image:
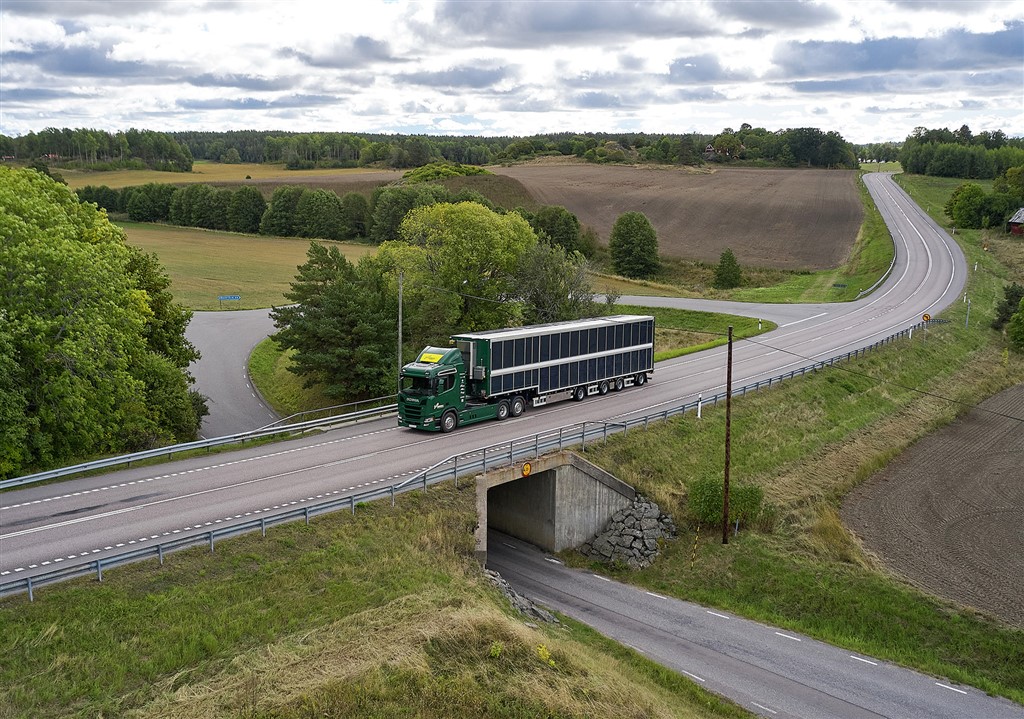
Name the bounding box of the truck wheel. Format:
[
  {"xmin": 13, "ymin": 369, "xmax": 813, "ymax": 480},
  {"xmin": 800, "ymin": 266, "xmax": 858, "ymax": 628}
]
[
  {"xmin": 572, "ymin": 386, "xmax": 586, "ymax": 401},
  {"xmin": 635, "ymin": 373, "xmax": 647, "ymax": 386},
  {"xmin": 598, "ymin": 380, "xmax": 609, "ymax": 395},
  {"xmin": 496, "ymin": 400, "xmax": 510, "ymax": 420},
  {"xmin": 440, "ymin": 410, "xmax": 458, "ymax": 433},
  {"xmin": 510, "ymin": 396, "xmax": 526, "ymax": 417},
  {"xmin": 613, "ymin": 377, "xmax": 625, "ymax": 392}
]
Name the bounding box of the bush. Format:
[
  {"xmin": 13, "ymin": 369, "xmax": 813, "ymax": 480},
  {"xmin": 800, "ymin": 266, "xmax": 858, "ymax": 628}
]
[
  {"xmin": 687, "ymin": 475, "xmax": 763, "ymax": 528},
  {"xmin": 714, "ymin": 248, "xmax": 743, "ymax": 289}
]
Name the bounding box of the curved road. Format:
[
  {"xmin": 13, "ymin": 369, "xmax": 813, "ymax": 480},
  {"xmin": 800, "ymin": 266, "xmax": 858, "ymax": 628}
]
[{"xmin": 3, "ymin": 174, "xmax": 1001, "ymax": 718}]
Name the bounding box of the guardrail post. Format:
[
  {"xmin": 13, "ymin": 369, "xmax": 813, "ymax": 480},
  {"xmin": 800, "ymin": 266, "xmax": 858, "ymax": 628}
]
[
  {"xmin": 535, "ymin": 433, "xmax": 540, "ymax": 458},
  {"xmin": 96, "ymin": 559, "xmax": 103, "ymax": 582},
  {"xmin": 158, "ymin": 545, "xmax": 164, "ymax": 565},
  {"xmin": 261, "ymin": 518, "xmax": 267, "ymax": 537},
  {"xmin": 558, "ymin": 427, "xmax": 564, "ymax": 451},
  {"xmin": 350, "ymin": 496, "xmax": 356, "ymax": 515},
  {"xmin": 454, "ymin": 456, "xmax": 459, "ymax": 489},
  {"xmin": 304, "ymin": 507, "xmax": 310, "ymax": 525},
  {"xmin": 508, "ymin": 440, "xmax": 513, "ymax": 465},
  {"xmin": 391, "ymin": 486, "xmax": 396, "ymax": 507},
  {"xmin": 483, "ymin": 449, "xmax": 488, "ymax": 474},
  {"xmin": 582, "ymin": 422, "xmax": 587, "ymax": 452},
  {"xmin": 209, "ymin": 532, "xmax": 215, "ymax": 553},
  {"xmin": 27, "ymin": 577, "xmax": 33, "ymax": 602}
]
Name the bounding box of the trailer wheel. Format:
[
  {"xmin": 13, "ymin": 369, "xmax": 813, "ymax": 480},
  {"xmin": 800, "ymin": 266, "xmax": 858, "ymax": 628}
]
[
  {"xmin": 634, "ymin": 373, "xmax": 647, "ymax": 386},
  {"xmin": 510, "ymin": 396, "xmax": 526, "ymax": 416},
  {"xmin": 572, "ymin": 386, "xmax": 587, "ymax": 401},
  {"xmin": 496, "ymin": 400, "xmax": 510, "ymax": 420},
  {"xmin": 598, "ymin": 380, "xmax": 609, "ymax": 395},
  {"xmin": 613, "ymin": 377, "xmax": 625, "ymax": 392},
  {"xmin": 440, "ymin": 410, "xmax": 458, "ymax": 433}
]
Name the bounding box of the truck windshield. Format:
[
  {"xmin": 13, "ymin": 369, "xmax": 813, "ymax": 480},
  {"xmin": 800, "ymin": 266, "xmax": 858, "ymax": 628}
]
[{"xmin": 401, "ymin": 376, "xmax": 435, "ymax": 395}]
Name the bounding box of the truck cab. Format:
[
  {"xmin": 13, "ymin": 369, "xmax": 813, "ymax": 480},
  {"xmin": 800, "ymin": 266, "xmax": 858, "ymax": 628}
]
[{"xmin": 397, "ymin": 347, "xmax": 466, "ymax": 432}]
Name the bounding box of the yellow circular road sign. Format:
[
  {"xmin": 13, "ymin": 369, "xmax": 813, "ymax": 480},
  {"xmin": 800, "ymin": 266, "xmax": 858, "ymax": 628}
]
[
  {"xmin": 522, "ymin": 462, "xmax": 532, "ymax": 477},
  {"xmin": 922, "ymin": 313, "xmax": 931, "ymax": 322}
]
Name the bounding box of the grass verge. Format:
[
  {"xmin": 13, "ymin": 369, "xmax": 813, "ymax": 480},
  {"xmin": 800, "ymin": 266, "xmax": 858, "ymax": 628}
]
[
  {"xmin": 0, "ymin": 483, "xmax": 747, "ymax": 719},
  {"xmin": 575, "ymin": 172, "xmax": 1024, "ymax": 703}
]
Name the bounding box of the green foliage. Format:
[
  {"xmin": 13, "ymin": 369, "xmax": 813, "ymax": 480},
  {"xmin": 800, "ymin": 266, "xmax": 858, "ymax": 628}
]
[
  {"xmin": 340, "ymin": 191, "xmax": 370, "ymax": 239},
  {"xmin": 295, "ymin": 188, "xmax": 345, "ymax": 240},
  {"xmin": 713, "ymin": 248, "xmax": 742, "ymax": 289},
  {"xmin": 270, "ymin": 243, "xmax": 396, "ymax": 401},
  {"xmin": 368, "ymin": 184, "xmax": 452, "ymax": 244},
  {"xmin": 402, "ymin": 161, "xmax": 490, "ymax": 183},
  {"xmin": 1009, "ymin": 297, "xmax": 1024, "ymax": 352},
  {"xmin": 686, "ymin": 477, "xmax": 763, "ymax": 528},
  {"xmin": 259, "ymin": 185, "xmax": 307, "ymax": 237},
  {"xmin": 524, "ymin": 205, "xmax": 583, "ymax": 256},
  {"xmin": 124, "ymin": 182, "xmax": 176, "ymax": 222},
  {"xmin": 514, "ymin": 242, "xmax": 603, "ymax": 324},
  {"xmin": 76, "ymin": 184, "xmax": 121, "ymax": 213},
  {"xmin": 944, "ymin": 182, "xmax": 989, "ymax": 229},
  {"xmin": 226, "ymin": 185, "xmax": 266, "ymax": 234},
  {"xmin": 609, "ymin": 211, "xmax": 659, "ymax": 279},
  {"xmin": 993, "ymin": 283, "xmax": 1024, "ymax": 331},
  {"xmin": 395, "ymin": 201, "xmax": 538, "ymax": 333},
  {"xmin": 0, "ymin": 167, "xmax": 201, "ymax": 477}
]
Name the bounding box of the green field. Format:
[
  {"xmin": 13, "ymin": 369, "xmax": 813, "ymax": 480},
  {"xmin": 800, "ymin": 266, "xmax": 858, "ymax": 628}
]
[
  {"xmin": 119, "ymin": 222, "xmax": 375, "ymax": 310},
  {"xmin": 62, "ymin": 160, "xmax": 394, "ymax": 190}
]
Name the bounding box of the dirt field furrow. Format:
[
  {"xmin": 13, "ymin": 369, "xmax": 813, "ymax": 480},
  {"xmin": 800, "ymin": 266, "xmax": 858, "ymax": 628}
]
[
  {"xmin": 842, "ymin": 385, "xmax": 1024, "ymax": 627},
  {"xmin": 492, "ymin": 164, "xmax": 863, "ymax": 270}
]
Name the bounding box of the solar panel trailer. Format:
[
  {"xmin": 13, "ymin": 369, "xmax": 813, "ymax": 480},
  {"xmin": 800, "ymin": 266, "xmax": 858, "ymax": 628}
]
[{"xmin": 397, "ymin": 315, "xmax": 654, "ymax": 432}]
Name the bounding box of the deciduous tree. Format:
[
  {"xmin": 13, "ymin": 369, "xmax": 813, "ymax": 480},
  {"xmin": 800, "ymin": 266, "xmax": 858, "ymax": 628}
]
[{"xmin": 609, "ymin": 211, "xmax": 659, "ymax": 279}]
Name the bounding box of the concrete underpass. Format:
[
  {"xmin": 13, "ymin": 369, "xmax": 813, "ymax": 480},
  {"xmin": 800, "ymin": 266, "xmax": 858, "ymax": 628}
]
[{"xmin": 474, "ymin": 451, "xmax": 635, "ymax": 563}]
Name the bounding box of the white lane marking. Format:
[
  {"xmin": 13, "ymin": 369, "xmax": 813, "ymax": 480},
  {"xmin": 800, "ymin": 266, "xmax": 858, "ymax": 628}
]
[
  {"xmin": 774, "ymin": 632, "xmax": 801, "ymax": 642},
  {"xmin": 502, "ymin": 542, "xmax": 517, "ymax": 549},
  {"xmin": 543, "ymin": 557, "xmax": 562, "ymax": 564},
  {"xmin": 850, "ymin": 655, "xmax": 878, "ymax": 666},
  {"xmin": 936, "ymin": 683, "xmax": 967, "ymax": 695},
  {"xmin": 592, "ymin": 574, "xmax": 611, "ymax": 582},
  {"xmin": 707, "ymin": 610, "xmax": 729, "ymax": 619},
  {"xmin": 645, "ymin": 591, "xmax": 666, "ymax": 599},
  {"xmin": 681, "ymin": 669, "xmax": 705, "ymax": 683},
  {"xmin": 780, "ymin": 311, "xmax": 828, "ymax": 328},
  {"xmin": 752, "ymin": 702, "xmax": 778, "ymax": 714}
]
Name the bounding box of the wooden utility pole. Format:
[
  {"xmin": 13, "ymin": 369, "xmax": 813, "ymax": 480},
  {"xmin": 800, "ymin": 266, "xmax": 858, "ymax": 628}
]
[
  {"xmin": 397, "ymin": 271, "xmax": 403, "ymax": 394},
  {"xmin": 722, "ymin": 325, "xmax": 733, "ymax": 544}
]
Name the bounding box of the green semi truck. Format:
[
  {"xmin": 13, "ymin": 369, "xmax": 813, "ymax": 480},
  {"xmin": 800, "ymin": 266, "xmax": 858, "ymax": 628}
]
[{"xmin": 397, "ymin": 314, "xmax": 654, "ymax": 432}]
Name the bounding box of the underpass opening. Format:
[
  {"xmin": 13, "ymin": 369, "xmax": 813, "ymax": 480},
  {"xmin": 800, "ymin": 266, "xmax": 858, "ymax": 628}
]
[{"xmin": 474, "ymin": 451, "xmax": 635, "ymax": 564}]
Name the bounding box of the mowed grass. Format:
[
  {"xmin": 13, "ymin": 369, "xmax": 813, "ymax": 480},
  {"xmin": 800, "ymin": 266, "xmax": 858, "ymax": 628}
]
[
  {"xmin": 0, "ymin": 483, "xmax": 748, "ymax": 719},
  {"xmin": 119, "ymin": 222, "xmax": 376, "ymax": 310},
  {"xmin": 62, "ymin": 160, "xmax": 391, "ymax": 190}
]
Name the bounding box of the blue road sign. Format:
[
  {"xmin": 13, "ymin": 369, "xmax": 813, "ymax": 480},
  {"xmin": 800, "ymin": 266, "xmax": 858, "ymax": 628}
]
[{"xmin": 218, "ymin": 295, "xmax": 241, "ymax": 301}]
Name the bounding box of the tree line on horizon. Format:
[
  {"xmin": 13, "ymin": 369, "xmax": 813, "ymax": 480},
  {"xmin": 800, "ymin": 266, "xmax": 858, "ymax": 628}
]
[{"xmin": 4, "ymin": 124, "xmax": 868, "ymax": 172}]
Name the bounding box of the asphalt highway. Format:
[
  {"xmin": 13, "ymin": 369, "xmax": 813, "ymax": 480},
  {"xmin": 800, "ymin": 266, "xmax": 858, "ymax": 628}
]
[{"xmin": 2, "ymin": 173, "xmax": 1005, "ymax": 719}]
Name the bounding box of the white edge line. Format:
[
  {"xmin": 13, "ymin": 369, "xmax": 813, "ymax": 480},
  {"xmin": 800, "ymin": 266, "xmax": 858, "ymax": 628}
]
[
  {"xmin": 681, "ymin": 669, "xmax": 705, "ymax": 682},
  {"xmin": 935, "ymin": 683, "xmax": 967, "ymax": 695},
  {"xmin": 707, "ymin": 610, "xmax": 729, "ymax": 619},
  {"xmin": 780, "ymin": 311, "xmax": 828, "ymax": 328},
  {"xmin": 775, "ymin": 631, "xmax": 801, "ymax": 642},
  {"xmin": 850, "ymin": 655, "xmax": 878, "ymax": 666},
  {"xmin": 592, "ymin": 574, "xmax": 611, "ymax": 582}
]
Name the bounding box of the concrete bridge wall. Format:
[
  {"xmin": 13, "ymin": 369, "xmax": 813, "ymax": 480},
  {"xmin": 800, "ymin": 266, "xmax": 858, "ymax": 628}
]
[{"xmin": 475, "ymin": 451, "xmax": 634, "ymax": 562}]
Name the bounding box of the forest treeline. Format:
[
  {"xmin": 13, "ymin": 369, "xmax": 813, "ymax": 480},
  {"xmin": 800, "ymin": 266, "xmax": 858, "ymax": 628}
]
[
  {"xmin": 3, "ymin": 125, "xmax": 865, "ymax": 172},
  {"xmin": 899, "ymin": 125, "xmax": 1024, "ymax": 179}
]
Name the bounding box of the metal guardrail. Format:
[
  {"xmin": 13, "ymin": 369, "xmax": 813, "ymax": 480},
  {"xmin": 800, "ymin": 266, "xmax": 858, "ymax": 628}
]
[
  {"xmin": 1, "ymin": 319, "xmax": 937, "ymax": 600},
  {"xmin": 1, "ymin": 404, "xmax": 398, "ymax": 490}
]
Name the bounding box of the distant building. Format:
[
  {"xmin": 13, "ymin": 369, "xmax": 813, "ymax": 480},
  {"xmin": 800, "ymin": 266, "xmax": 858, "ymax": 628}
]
[{"xmin": 1009, "ymin": 208, "xmax": 1024, "ymax": 235}]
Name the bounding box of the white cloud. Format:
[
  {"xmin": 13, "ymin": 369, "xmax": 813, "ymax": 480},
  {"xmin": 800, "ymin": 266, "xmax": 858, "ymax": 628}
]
[{"xmin": 0, "ymin": 0, "xmax": 1021, "ymax": 143}]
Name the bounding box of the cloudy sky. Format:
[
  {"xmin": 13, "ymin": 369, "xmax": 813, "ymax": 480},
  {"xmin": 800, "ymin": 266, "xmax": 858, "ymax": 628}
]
[{"xmin": 1, "ymin": 0, "xmax": 1022, "ymax": 144}]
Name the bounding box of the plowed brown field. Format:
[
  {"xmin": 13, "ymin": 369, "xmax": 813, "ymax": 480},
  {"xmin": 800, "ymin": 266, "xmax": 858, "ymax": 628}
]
[
  {"xmin": 492, "ymin": 163, "xmax": 863, "ymax": 270},
  {"xmin": 842, "ymin": 384, "xmax": 1024, "ymax": 627}
]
